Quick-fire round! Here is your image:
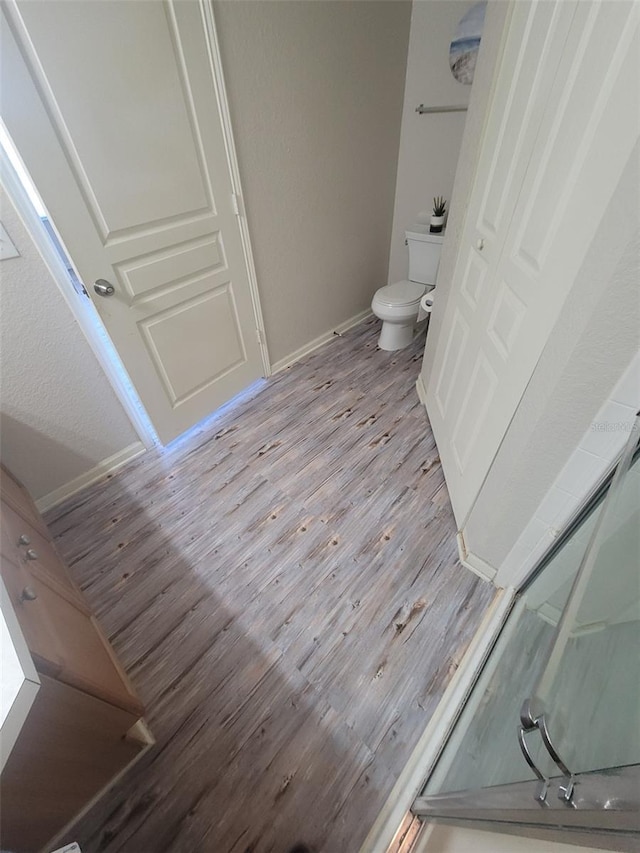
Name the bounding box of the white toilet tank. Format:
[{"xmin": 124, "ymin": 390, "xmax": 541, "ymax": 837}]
[{"xmin": 406, "ymin": 227, "xmax": 444, "ymax": 285}]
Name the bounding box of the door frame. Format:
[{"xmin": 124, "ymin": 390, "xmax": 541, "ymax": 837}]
[
  {"xmin": 200, "ymin": 0, "xmax": 271, "ymax": 378},
  {"xmin": 0, "ymin": 0, "xmax": 270, "ymax": 450}
]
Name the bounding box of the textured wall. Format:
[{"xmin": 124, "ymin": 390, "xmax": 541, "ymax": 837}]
[
  {"xmin": 0, "ymin": 185, "xmax": 138, "ymax": 501},
  {"xmin": 387, "ymin": 0, "xmax": 474, "ymax": 285},
  {"xmin": 215, "ymin": 0, "xmax": 411, "ymax": 365}
]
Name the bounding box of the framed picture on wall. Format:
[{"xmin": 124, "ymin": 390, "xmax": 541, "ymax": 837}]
[{"xmin": 449, "ymin": 2, "xmax": 487, "ymax": 85}]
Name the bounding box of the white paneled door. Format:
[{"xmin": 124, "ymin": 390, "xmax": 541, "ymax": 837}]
[
  {"xmin": 426, "ymin": 0, "xmax": 640, "ymax": 526},
  {"xmin": 1, "ymin": 0, "xmax": 264, "ymax": 444}
]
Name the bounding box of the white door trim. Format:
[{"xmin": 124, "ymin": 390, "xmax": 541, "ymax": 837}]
[
  {"xmin": 200, "ymin": 0, "xmax": 271, "ymax": 377},
  {"xmin": 0, "ymin": 144, "xmax": 157, "ymax": 451}
]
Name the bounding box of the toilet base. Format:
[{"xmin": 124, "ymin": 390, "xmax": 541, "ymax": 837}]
[{"xmin": 377, "ymin": 320, "xmax": 415, "ymax": 351}]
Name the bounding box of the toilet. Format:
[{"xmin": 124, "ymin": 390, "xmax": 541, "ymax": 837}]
[{"xmin": 372, "ymin": 227, "xmax": 444, "ymax": 351}]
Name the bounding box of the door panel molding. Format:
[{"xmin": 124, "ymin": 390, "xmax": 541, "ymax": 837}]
[
  {"xmin": 138, "ymin": 280, "xmax": 247, "ymax": 407},
  {"xmin": 475, "ymin": 2, "xmax": 575, "ymax": 241},
  {"xmin": 114, "ymin": 232, "xmax": 227, "ymax": 305}
]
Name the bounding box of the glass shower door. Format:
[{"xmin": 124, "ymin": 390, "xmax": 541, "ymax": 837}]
[{"xmin": 413, "ymin": 415, "xmax": 640, "ymax": 835}]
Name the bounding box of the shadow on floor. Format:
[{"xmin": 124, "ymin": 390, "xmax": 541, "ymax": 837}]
[{"xmin": 45, "ymin": 320, "xmax": 495, "ymax": 853}]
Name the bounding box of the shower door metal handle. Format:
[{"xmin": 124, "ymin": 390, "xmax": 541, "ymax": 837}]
[
  {"xmin": 520, "ymin": 699, "xmax": 575, "ymax": 805},
  {"xmin": 537, "ymin": 711, "xmax": 576, "ymax": 803},
  {"xmin": 518, "ymin": 718, "xmax": 550, "ymax": 804}
]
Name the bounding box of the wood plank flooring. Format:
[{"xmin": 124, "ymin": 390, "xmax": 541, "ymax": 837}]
[{"xmin": 46, "ymin": 318, "xmax": 495, "ymax": 853}]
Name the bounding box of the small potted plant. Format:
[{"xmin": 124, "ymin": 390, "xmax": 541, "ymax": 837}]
[{"xmin": 430, "ymin": 196, "xmax": 447, "ymax": 233}]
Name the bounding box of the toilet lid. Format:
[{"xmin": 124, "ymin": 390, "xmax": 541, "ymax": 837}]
[{"xmin": 375, "ymin": 280, "xmax": 425, "ymax": 307}]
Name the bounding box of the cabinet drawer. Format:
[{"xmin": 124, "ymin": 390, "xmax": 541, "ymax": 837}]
[
  {"xmin": 0, "ymin": 553, "xmax": 64, "ymax": 677},
  {"xmin": 0, "ymin": 465, "xmax": 47, "ymax": 535},
  {"xmin": 1, "ymin": 555, "xmax": 142, "ymax": 715},
  {"xmin": 1, "ymin": 501, "xmax": 76, "ymax": 592}
]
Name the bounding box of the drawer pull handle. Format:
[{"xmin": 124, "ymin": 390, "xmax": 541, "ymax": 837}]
[
  {"xmin": 18, "ymin": 534, "xmax": 31, "ymax": 546},
  {"xmin": 25, "ymin": 549, "xmax": 38, "ymax": 561},
  {"xmin": 20, "ymin": 586, "xmax": 38, "ymax": 602}
]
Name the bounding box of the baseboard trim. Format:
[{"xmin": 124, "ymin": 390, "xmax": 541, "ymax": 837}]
[
  {"xmin": 359, "ymin": 587, "xmax": 515, "ymax": 853},
  {"xmin": 271, "ymin": 309, "xmax": 374, "ymax": 374},
  {"xmin": 415, "ymin": 373, "xmax": 427, "ymax": 407},
  {"xmin": 456, "ymin": 531, "xmax": 498, "ymax": 583},
  {"xmin": 415, "ymin": 379, "xmax": 496, "ymax": 585},
  {"xmin": 35, "ymin": 442, "xmax": 146, "ymax": 513},
  {"xmin": 44, "ymin": 718, "xmax": 155, "ymax": 853}
]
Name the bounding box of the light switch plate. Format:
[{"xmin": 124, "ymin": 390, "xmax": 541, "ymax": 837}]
[{"xmin": 0, "ymin": 222, "xmax": 20, "ymax": 260}]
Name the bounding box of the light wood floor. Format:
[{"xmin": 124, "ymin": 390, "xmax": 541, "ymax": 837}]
[{"xmin": 46, "ymin": 318, "xmax": 495, "ymax": 853}]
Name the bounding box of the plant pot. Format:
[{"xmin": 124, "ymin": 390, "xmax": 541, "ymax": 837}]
[{"xmin": 430, "ymin": 215, "xmax": 445, "ymax": 233}]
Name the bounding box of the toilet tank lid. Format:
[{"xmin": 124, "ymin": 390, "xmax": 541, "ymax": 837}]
[{"xmin": 405, "ymin": 226, "xmax": 445, "ymax": 244}]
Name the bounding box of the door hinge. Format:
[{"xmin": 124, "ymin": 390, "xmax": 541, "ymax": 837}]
[{"xmin": 231, "ymin": 192, "xmax": 242, "ymax": 216}]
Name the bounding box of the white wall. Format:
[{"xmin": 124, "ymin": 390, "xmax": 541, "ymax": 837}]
[
  {"xmin": 387, "ymin": 0, "xmax": 474, "ymax": 285},
  {"xmin": 0, "ymin": 185, "xmax": 139, "ymax": 502},
  {"xmin": 495, "ymin": 350, "xmax": 639, "ymax": 590},
  {"xmin": 214, "ymin": 0, "xmax": 412, "ymax": 366}
]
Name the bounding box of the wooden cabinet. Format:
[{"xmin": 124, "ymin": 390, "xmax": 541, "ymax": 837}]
[
  {"xmin": 0, "ymin": 465, "xmax": 150, "ymax": 852},
  {"xmin": 1, "ymin": 498, "xmax": 77, "ymax": 592},
  {"xmin": 1, "ymin": 676, "xmax": 143, "ymax": 853}
]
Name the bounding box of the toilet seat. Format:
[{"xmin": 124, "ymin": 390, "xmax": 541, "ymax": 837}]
[
  {"xmin": 374, "ymin": 279, "xmax": 425, "ymax": 307},
  {"xmin": 370, "ymin": 226, "xmax": 442, "ymax": 351}
]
